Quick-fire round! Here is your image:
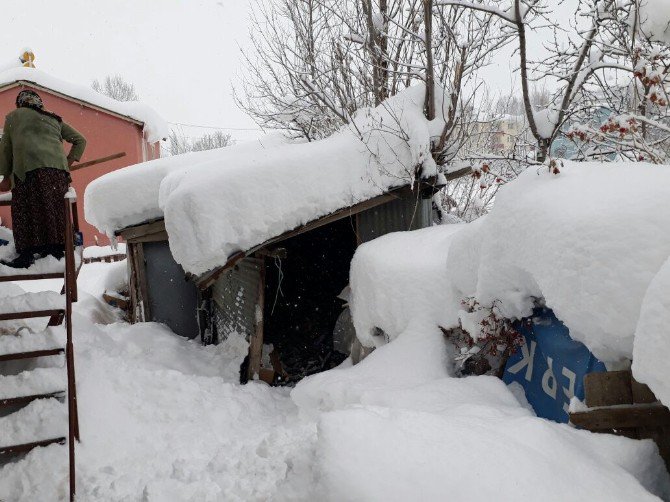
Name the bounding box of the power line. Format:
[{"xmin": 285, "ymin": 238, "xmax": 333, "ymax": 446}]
[{"xmin": 169, "ymin": 121, "xmax": 262, "ymax": 132}]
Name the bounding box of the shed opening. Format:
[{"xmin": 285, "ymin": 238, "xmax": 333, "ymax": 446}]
[{"xmin": 261, "ymin": 216, "xmax": 357, "ymax": 384}]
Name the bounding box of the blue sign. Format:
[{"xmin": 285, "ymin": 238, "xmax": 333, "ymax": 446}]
[{"xmin": 503, "ymin": 308, "xmax": 606, "ymax": 423}]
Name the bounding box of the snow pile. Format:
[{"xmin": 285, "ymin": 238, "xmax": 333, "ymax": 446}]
[
  {"xmin": 316, "ymin": 406, "xmax": 666, "ymax": 501},
  {"xmin": 293, "ymin": 314, "xmax": 670, "ymax": 501},
  {"xmin": 0, "ymin": 367, "xmax": 64, "ymax": 399},
  {"xmin": 350, "ymin": 225, "xmax": 463, "ymax": 347},
  {"xmin": 87, "ymin": 84, "xmax": 445, "ymax": 275},
  {"xmin": 83, "ymin": 243, "xmax": 126, "ymax": 259},
  {"xmin": 443, "ymin": 162, "xmax": 670, "ymax": 362},
  {"xmin": 1, "ymin": 260, "xmax": 668, "ymax": 500},
  {"xmin": 0, "ymin": 67, "xmax": 168, "ymax": 143},
  {"xmin": 633, "ymin": 256, "xmax": 670, "ymax": 405},
  {"xmin": 85, "ymin": 134, "xmax": 290, "ymax": 236},
  {"xmin": 638, "ymin": 0, "xmax": 670, "ymax": 44}
]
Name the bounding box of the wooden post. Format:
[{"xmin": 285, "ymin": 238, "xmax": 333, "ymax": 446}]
[
  {"xmin": 64, "ymin": 199, "xmax": 78, "ymax": 502},
  {"xmin": 247, "ymin": 259, "xmax": 266, "ymax": 381}
]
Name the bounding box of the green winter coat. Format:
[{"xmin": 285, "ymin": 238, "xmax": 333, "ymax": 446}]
[{"xmin": 0, "ymin": 107, "xmax": 86, "ymax": 183}]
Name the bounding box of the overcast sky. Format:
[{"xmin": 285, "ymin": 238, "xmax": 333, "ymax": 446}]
[
  {"xmin": 0, "ymin": 0, "xmax": 576, "ymax": 144},
  {"xmin": 0, "ymin": 0, "xmax": 262, "ymax": 142}
]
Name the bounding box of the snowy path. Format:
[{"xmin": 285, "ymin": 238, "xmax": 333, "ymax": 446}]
[{"xmin": 0, "ymin": 261, "xmax": 668, "ymax": 501}]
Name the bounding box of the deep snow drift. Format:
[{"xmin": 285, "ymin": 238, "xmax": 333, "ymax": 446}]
[
  {"xmin": 1, "ymin": 259, "xmax": 668, "ymax": 500},
  {"xmin": 86, "ymin": 84, "xmax": 446, "ymax": 275},
  {"xmin": 349, "ymin": 160, "xmax": 670, "ymax": 409}
]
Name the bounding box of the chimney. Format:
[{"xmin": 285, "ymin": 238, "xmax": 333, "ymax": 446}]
[{"xmin": 20, "ymin": 49, "xmax": 35, "ymax": 68}]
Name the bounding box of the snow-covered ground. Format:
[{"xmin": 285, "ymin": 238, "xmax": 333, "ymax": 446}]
[{"xmin": 0, "ymin": 259, "xmax": 668, "ymax": 501}]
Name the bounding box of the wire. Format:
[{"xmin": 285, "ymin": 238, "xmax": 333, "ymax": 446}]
[{"xmin": 168, "ymin": 121, "xmax": 262, "ymax": 132}]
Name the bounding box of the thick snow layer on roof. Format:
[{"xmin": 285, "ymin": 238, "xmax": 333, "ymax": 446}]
[
  {"xmin": 160, "ymin": 85, "xmax": 442, "ymax": 275},
  {"xmin": 351, "ymin": 161, "xmax": 670, "ymax": 365},
  {"xmin": 85, "ymin": 134, "xmax": 290, "ymax": 236},
  {"xmin": 0, "ymin": 67, "xmax": 168, "ymax": 142},
  {"xmin": 88, "ymin": 84, "xmax": 444, "ymax": 275},
  {"xmin": 632, "ymin": 257, "xmax": 670, "ymax": 405}
]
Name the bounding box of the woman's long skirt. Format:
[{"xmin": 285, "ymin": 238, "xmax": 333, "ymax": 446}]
[{"xmin": 11, "ymin": 168, "xmax": 70, "ymax": 254}]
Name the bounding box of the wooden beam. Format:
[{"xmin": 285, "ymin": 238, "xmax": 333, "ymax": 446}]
[
  {"xmin": 196, "ymin": 190, "xmax": 402, "ymax": 289},
  {"xmin": 247, "ymin": 259, "xmax": 266, "ymax": 382},
  {"xmin": 70, "ymin": 152, "xmax": 126, "ymax": 171},
  {"xmin": 126, "ymin": 230, "xmax": 169, "ymax": 244},
  {"xmin": 117, "ymin": 220, "xmax": 166, "ymax": 241},
  {"xmin": 570, "ymin": 404, "xmax": 670, "ymax": 430},
  {"xmin": 584, "ymin": 370, "xmax": 633, "ymax": 408}
]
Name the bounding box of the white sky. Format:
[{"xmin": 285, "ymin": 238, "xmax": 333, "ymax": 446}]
[
  {"xmin": 0, "ymin": 0, "xmax": 577, "ymax": 144},
  {"xmin": 0, "ymin": 0, "xmax": 262, "ymax": 142}
]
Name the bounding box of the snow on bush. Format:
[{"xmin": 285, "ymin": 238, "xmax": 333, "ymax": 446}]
[
  {"xmin": 87, "ymin": 84, "xmax": 446, "ymax": 275},
  {"xmin": 633, "ymin": 256, "xmax": 670, "ymax": 406},
  {"xmin": 0, "ymin": 67, "xmax": 168, "ymax": 143},
  {"xmin": 447, "ymin": 161, "xmax": 670, "ymax": 362}
]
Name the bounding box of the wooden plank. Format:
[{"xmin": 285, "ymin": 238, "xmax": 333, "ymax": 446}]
[
  {"xmin": 584, "ymin": 370, "xmax": 633, "ymax": 407},
  {"xmin": 135, "ymin": 242, "xmax": 151, "ymax": 320},
  {"xmin": 570, "ymin": 404, "xmax": 670, "ymax": 430},
  {"xmin": 0, "ymin": 348, "xmax": 64, "ymax": 362},
  {"xmin": 0, "ymin": 309, "xmax": 63, "ymax": 321},
  {"xmin": 116, "ymin": 220, "xmax": 166, "ymax": 241},
  {"xmin": 0, "ymin": 437, "xmax": 66, "ymax": 455},
  {"xmin": 246, "ymin": 259, "xmax": 266, "ymax": 382},
  {"xmin": 126, "ymin": 230, "xmax": 169, "ymax": 244},
  {"xmin": 632, "ymin": 377, "xmax": 658, "ymax": 404},
  {"xmin": 127, "ymin": 243, "xmax": 140, "ymax": 323},
  {"xmin": 70, "ymin": 152, "xmax": 126, "ymax": 171},
  {"xmin": 0, "ymin": 273, "xmax": 63, "ymax": 282},
  {"xmin": 0, "ymin": 391, "xmax": 65, "ymax": 408}
]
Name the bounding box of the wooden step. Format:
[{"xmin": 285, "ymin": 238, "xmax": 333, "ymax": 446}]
[
  {"xmin": 0, "ymin": 437, "xmax": 66, "ymax": 455},
  {"xmin": 0, "ymin": 309, "xmax": 64, "ymax": 322},
  {"xmin": 0, "ymin": 391, "xmax": 65, "ymax": 408},
  {"xmin": 0, "ymin": 273, "xmax": 64, "ymax": 283},
  {"xmin": 0, "ymin": 347, "xmax": 64, "ymax": 362}
]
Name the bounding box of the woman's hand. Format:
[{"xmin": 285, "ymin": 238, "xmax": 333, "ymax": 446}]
[{"xmin": 0, "ymin": 177, "xmax": 11, "ymax": 192}]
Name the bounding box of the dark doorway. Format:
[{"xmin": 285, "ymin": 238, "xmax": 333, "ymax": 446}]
[{"xmin": 263, "ymin": 216, "xmax": 357, "ymax": 383}]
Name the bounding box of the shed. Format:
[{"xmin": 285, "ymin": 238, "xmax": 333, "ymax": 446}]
[
  {"xmin": 85, "ymin": 83, "xmax": 464, "ymax": 383},
  {"xmin": 117, "ymin": 179, "xmax": 441, "ymax": 383},
  {"xmin": 0, "ymin": 60, "xmax": 167, "ymax": 246}
]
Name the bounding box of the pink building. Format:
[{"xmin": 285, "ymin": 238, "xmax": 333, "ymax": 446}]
[{"xmin": 0, "ymin": 66, "xmax": 166, "ymax": 246}]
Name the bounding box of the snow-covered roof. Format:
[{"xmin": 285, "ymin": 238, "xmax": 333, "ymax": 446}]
[
  {"xmin": 86, "ymin": 84, "xmax": 446, "ymax": 276},
  {"xmin": 351, "ymin": 161, "xmax": 670, "ymax": 401},
  {"xmin": 0, "ymin": 67, "xmax": 168, "ymax": 143}
]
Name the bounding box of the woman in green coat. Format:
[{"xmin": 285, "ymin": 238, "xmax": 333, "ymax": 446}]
[{"xmin": 0, "ymin": 89, "xmax": 86, "ymax": 268}]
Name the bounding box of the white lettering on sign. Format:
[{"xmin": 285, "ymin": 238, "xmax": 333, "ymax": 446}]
[
  {"xmin": 507, "ymin": 339, "xmax": 536, "ymax": 382},
  {"xmin": 561, "ymin": 367, "xmax": 577, "ymax": 413},
  {"xmin": 542, "ymin": 356, "xmax": 558, "ymax": 399}
]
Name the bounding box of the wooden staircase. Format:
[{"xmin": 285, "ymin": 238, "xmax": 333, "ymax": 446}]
[{"xmin": 0, "ymin": 193, "xmax": 81, "ymax": 501}]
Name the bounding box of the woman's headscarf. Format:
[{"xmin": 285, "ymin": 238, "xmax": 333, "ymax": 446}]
[
  {"xmin": 15, "ymin": 89, "xmax": 62, "ymax": 122},
  {"xmin": 16, "ymin": 89, "xmax": 43, "ymax": 109}
]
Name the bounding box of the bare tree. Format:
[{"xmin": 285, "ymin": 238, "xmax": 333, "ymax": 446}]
[
  {"xmin": 92, "ymin": 75, "xmax": 140, "ymax": 102},
  {"xmin": 167, "ymin": 129, "xmax": 235, "ymax": 156}
]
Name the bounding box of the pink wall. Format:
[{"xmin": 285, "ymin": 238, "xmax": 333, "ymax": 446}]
[{"xmin": 0, "ymin": 83, "xmax": 160, "ymax": 246}]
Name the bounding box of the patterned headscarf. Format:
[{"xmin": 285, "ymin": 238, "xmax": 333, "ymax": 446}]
[
  {"xmin": 15, "ymin": 89, "xmax": 61, "ymax": 122},
  {"xmin": 16, "ymin": 89, "xmax": 43, "ymax": 109}
]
